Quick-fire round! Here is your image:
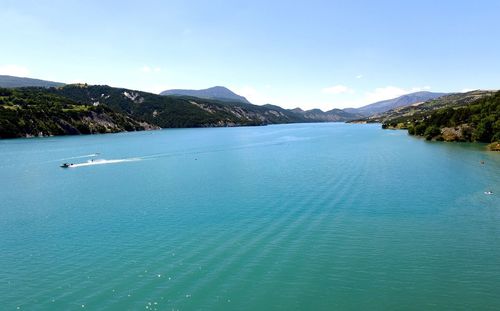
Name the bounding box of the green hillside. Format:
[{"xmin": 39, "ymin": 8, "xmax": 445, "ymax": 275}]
[
  {"xmin": 0, "ymin": 88, "xmax": 156, "ymax": 138},
  {"xmin": 0, "ymin": 83, "xmax": 360, "ymax": 139},
  {"xmin": 47, "ymin": 84, "xmax": 305, "ymax": 127},
  {"xmin": 381, "ymin": 91, "xmax": 500, "ymax": 144}
]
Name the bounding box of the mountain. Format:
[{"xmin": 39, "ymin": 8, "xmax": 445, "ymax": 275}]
[
  {"xmin": 366, "ymin": 90, "xmax": 496, "ymax": 124},
  {"xmin": 345, "ymin": 91, "xmax": 448, "ymax": 116},
  {"xmin": 262, "ymin": 104, "xmax": 359, "ymax": 122},
  {"xmin": 0, "ymin": 75, "xmax": 64, "ymax": 88},
  {"xmin": 0, "ymin": 78, "xmax": 361, "ymax": 139},
  {"xmin": 50, "ymin": 85, "xmax": 306, "ymax": 128},
  {"xmin": 291, "ymin": 108, "xmax": 362, "ymax": 122},
  {"xmin": 0, "ymin": 87, "xmax": 157, "ymax": 138},
  {"xmin": 378, "ymin": 90, "xmax": 499, "ymax": 145},
  {"xmin": 160, "ymin": 86, "xmax": 251, "ymax": 104}
]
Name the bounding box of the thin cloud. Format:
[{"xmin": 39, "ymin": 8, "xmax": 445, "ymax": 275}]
[
  {"xmin": 356, "ymin": 74, "xmax": 364, "ymax": 79},
  {"xmin": 0, "ymin": 64, "xmax": 30, "ymax": 77},
  {"xmin": 233, "ymin": 86, "xmax": 267, "ymax": 104},
  {"xmin": 140, "ymin": 66, "xmax": 161, "ymax": 73},
  {"xmin": 322, "ymin": 85, "xmax": 354, "ymax": 95}
]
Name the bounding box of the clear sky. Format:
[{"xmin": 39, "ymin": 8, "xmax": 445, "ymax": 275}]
[{"xmin": 1, "ymin": 0, "xmax": 499, "ymax": 110}]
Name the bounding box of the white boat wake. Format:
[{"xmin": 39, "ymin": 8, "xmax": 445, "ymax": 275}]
[{"xmin": 65, "ymin": 158, "xmax": 140, "ymax": 168}]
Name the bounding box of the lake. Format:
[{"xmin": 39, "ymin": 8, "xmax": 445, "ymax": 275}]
[{"xmin": 1, "ymin": 123, "xmax": 499, "ymax": 310}]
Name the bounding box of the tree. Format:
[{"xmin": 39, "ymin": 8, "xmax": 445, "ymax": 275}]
[
  {"xmin": 424, "ymin": 125, "xmax": 441, "ymax": 140},
  {"xmin": 414, "ymin": 123, "xmax": 427, "ymax": 136}
]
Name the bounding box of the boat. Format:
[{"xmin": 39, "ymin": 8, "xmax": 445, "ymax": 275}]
[
  {"xmin": 484, "ymin": 191, "xmax": 493, "ymax": 195},
  {"xmin": 60, "ymin": 163, "xmax": 72, "ymax": 168}
]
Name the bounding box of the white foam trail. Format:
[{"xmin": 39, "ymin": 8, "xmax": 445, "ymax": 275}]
[{"xmin": 67, "ymin": 158, "xmax": 140, "ymax": 168}]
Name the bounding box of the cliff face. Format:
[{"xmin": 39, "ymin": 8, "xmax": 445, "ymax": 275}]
[
  {"xmin": 488, "ymin": 142, "xmax": 500, "ymax": 151},
  {"xmin": 0, "ymin": 87, "xmax": 158, "ymax": 138},
  {"xmin": 1, "ymin": 108, "xmax": 159, "ymax": 139},
  {"xmin": 440, "ymin": 125, "xmax": 473, "ymax": 142}
]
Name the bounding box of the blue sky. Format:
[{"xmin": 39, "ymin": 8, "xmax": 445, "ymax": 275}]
[{"xmin": 1, "ymin": 0, "xmax": 499, "ymax": 109}]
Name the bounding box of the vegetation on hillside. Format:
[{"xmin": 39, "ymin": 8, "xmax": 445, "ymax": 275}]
[
  {"xmin": 0, "ymin": 88, "xmax": 155, "ymax": 138},
  {"xmin": 382, "ymin": 91, "xmax": 500, "ymax": 143},
  {"xmin": 46, "ymin": 84, "xmax": 305, "ymax": 127},
  {"xmin": 47, "ymin": 84, "xmax": 359, "ymax": 127}
]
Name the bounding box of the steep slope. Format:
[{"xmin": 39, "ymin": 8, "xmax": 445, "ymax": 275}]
[
  {"xmin": 367, "ymin": 90, "xmax": 496, "ymax": 124},
  {"xmin": 380, "ymin": 90, "xmax": 499, "ymax": 144},
  {"xmin": 0, "ymin": 88, "xmax": 157, "ymax": 138},
  {"xmin": 48, "ymin": 85, "xmax": 304, "ymax": 127},
  {"xmin": 54, "ymin": 85, "xmax": 360, "ymax": 127},
  {"xmin": 160, "ymin": 86, "xmax": 251, "ymax": 104},
  {"xmin": 0, "ymin": 75, "xmax": 64, "ymax": 88},
  {"xmin": 0, "ymin": 82, "xmax": 362, "ymax": 139},
  {"xmin": 345, "ymin": 91, "xmax": 448, "ymax": 116}
]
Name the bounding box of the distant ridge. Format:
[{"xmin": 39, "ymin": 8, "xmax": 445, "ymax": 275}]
[
  {"xmin": 160, "ymin": 86, "xmax": 251, "ymax": 104},
  {"xmin": 364, "ymin": 90, "xmax": 496, "ymax": 124},
  {"xmin": 262, "ymin": 104, "xmax": 361, "ymax": 122},
  {"xmin": 345, "ymin": 91, "xmax": 448, "ymax": 116},
  {"xmin": 291, "ymin": 107, "xmax": 361, "ymax": 122},
  {"xmin": 376, "ymin": 90, "xmax": 499, "ymax": 144},
  {"xmin": 0, "ymin": 75, "xmax": 64, "ymax": 88},
  {"xmin": 0, "ymin": 75, "xmax": 366, "ymax": 139}
]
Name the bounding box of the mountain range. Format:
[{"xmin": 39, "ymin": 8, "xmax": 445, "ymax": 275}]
[
  {"xmin": 344, "ymin": 91, "xmax": 448, "ymax": 116},
  {"xmin": 0, "ymin": 76, "xmax": 370, "ymax": 138},
  {"xmin": 362, "ymin": 90, "xmax": 496, "ymax": 124},
  {"xmin": 3, "ymin": 75, "xmax": 493, "ymax": 141},
  {"xmin": 0, "ymin": 79, "xmax": 358, "ymax": 138},
  {"xmin": 0, "ymin": 75, "xmax": 450, "ymax": 118},
  {"xmin": 375, "ymin": 90, "xmax": 499, "ymax": 145}
]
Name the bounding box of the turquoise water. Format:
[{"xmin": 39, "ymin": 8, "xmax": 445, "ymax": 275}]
[{"xmin": 1, "ymin": 123, "xmax": 499, "ymax": 310}]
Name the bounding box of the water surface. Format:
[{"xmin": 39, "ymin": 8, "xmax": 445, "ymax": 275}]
[{"xmin": 1, "ymin": 123, "xmax": 499, "ymax": 310}]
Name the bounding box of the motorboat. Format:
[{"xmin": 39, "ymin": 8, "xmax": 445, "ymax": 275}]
[
  {"xmin": 60, "ymin": 163, "xmax": 72, "ymax": 168},
  {"xmin": 484, "ymin": 191, "xmax": 493, "ymax": 195}
]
